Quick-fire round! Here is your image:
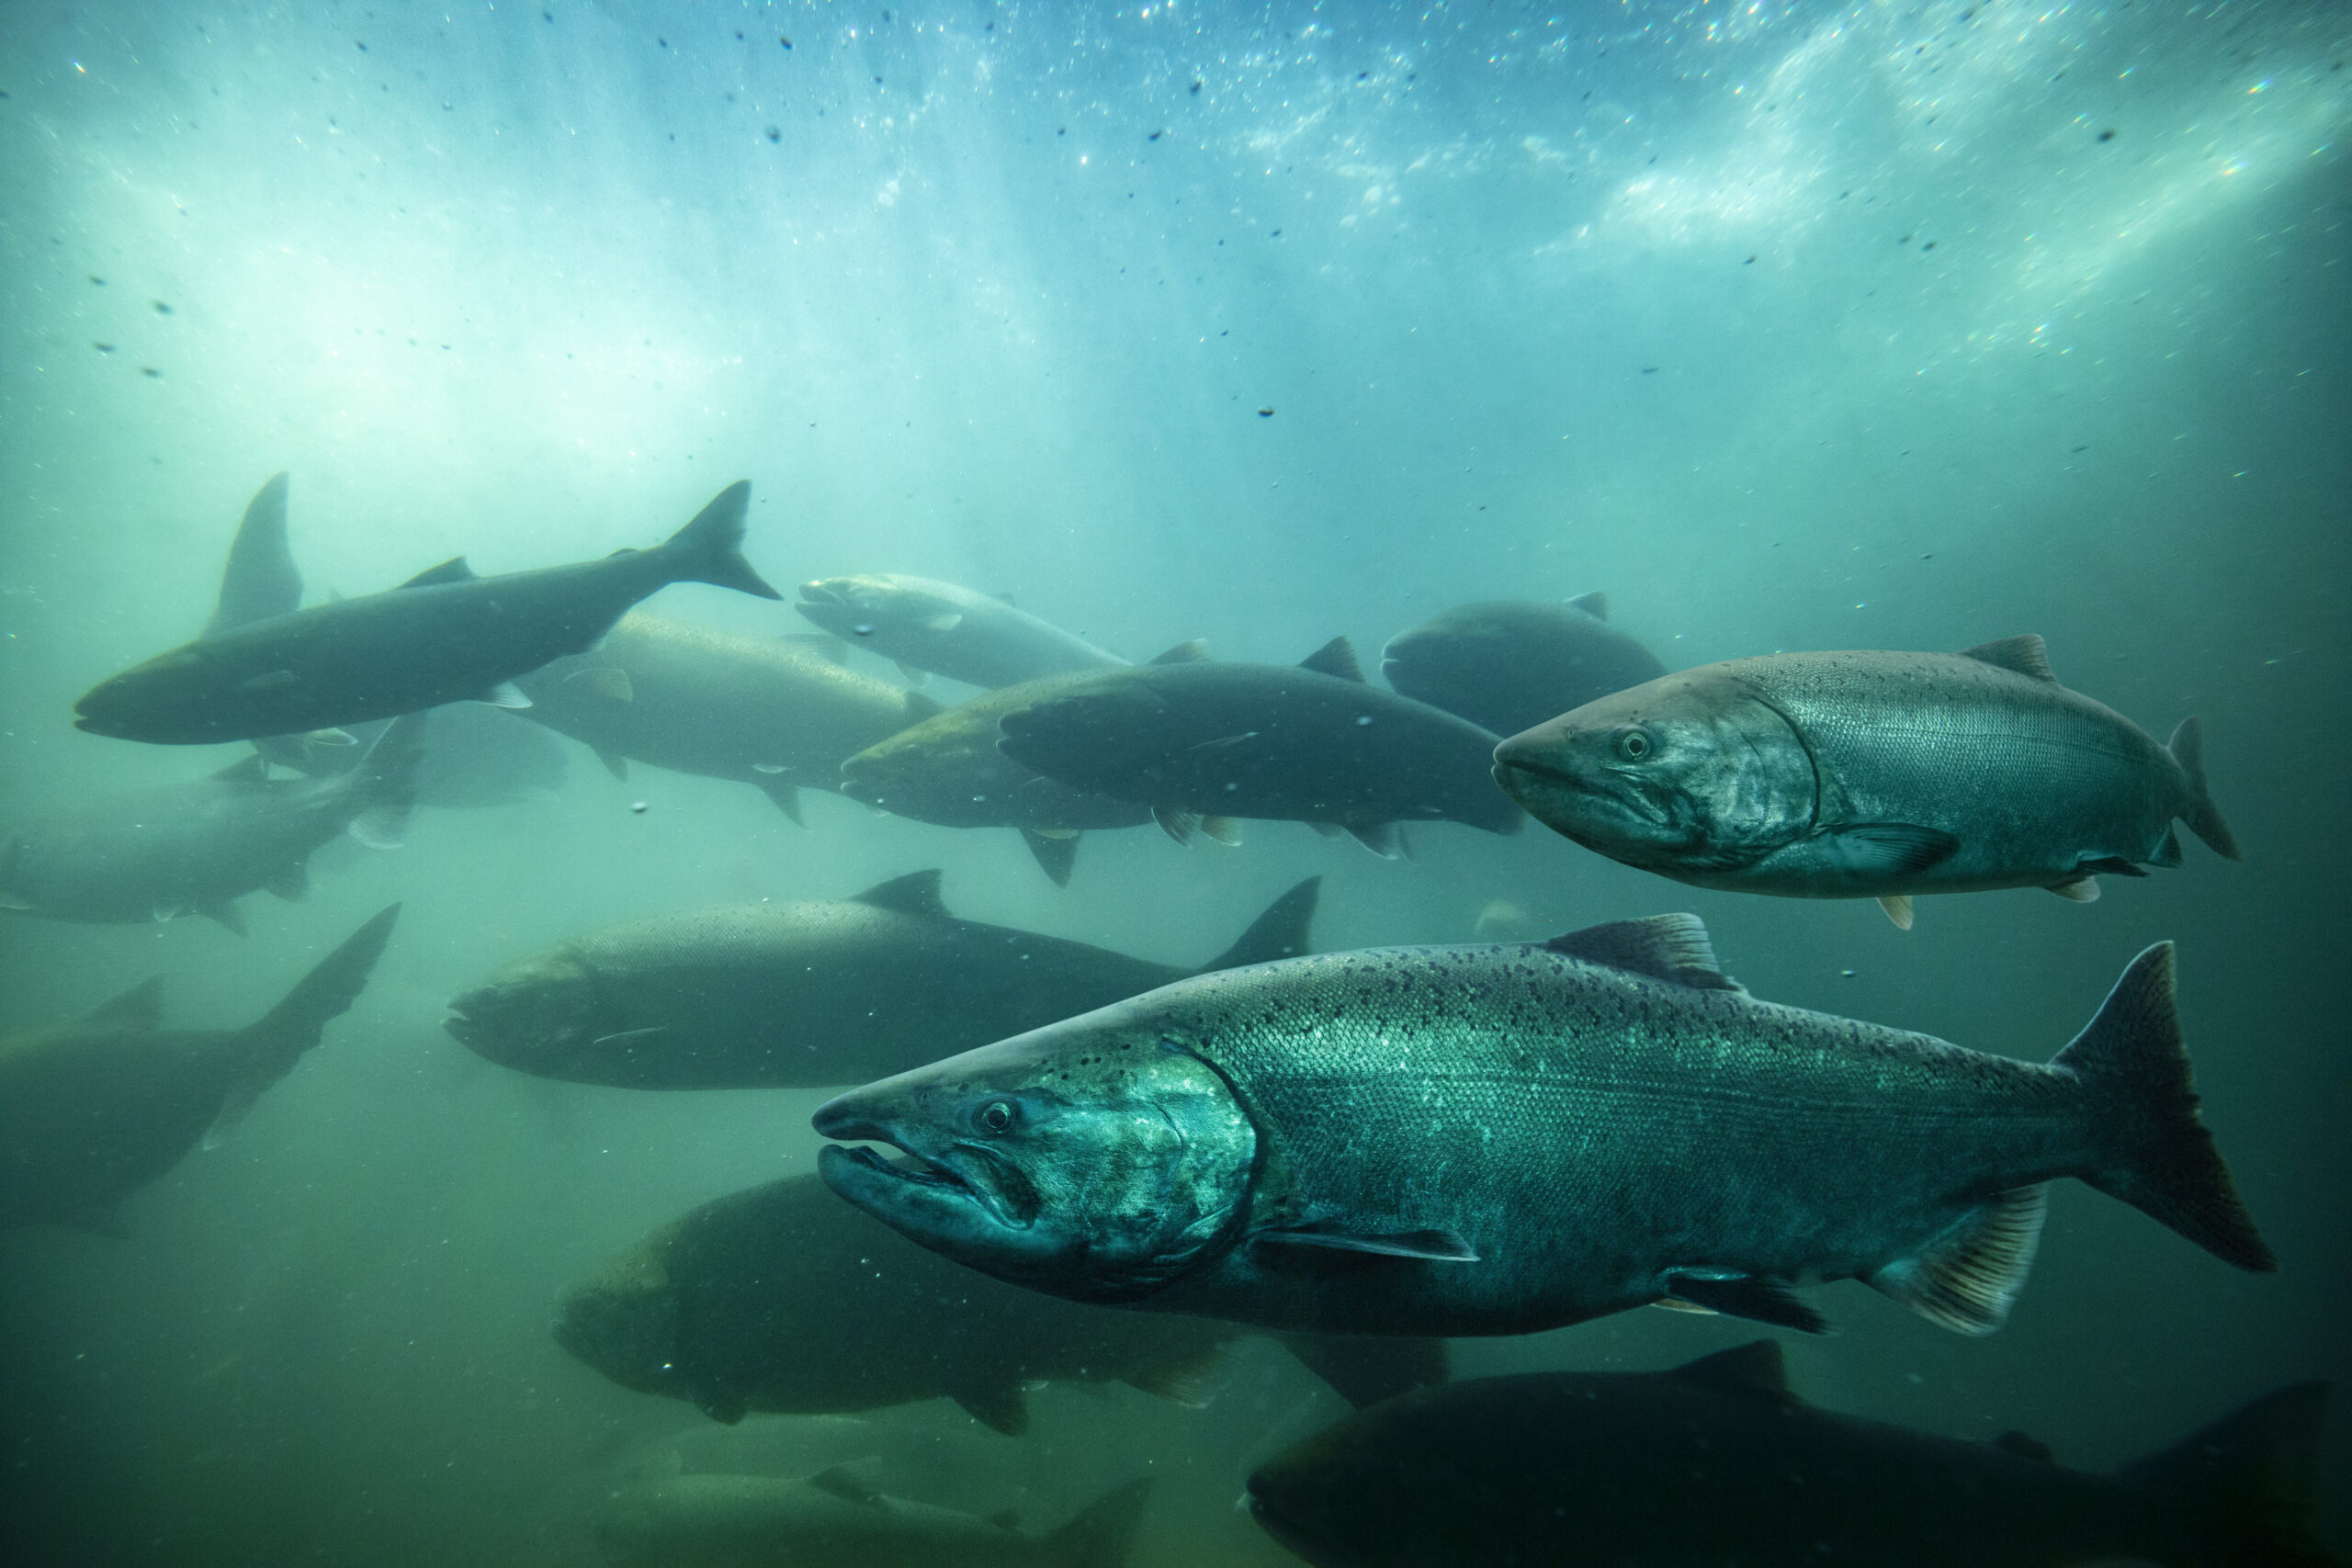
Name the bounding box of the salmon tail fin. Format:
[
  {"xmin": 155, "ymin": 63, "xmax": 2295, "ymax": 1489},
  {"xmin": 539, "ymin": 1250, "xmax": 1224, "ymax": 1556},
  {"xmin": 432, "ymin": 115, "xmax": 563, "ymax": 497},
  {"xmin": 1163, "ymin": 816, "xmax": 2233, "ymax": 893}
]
[
  {"xmin": 661, "ymin": 480, "xmax": 779, "ymax": 599},
  {"xmin": 1279, "ymin": 1333, "xmax": 1449, "ymax": 1409},
  {"xmin": 347, "ymin": 712, "xmax": 428, "ymax": 850},
  {"xmin": 2117, "ymin": 1382, "xmax": 2339, "ymax": 1568},
  {"xmin": 2055, "ymin": 943, "xmax": 2276, "ymax": 1272},
  {"xmin": 1204, "ymin": 876, "xmax": 1321, "ymax": 971},
  {"xmin": 2167, "ymin": 716, "xmax": 2242, "ymax": 860},
  {"xmin": 1038, "ymin": 1477, "xmax": 1153, "ymax": 1568},
  {"xmin": 215, "ymin": 905, "xmax": 401, "ymax": 1141}
]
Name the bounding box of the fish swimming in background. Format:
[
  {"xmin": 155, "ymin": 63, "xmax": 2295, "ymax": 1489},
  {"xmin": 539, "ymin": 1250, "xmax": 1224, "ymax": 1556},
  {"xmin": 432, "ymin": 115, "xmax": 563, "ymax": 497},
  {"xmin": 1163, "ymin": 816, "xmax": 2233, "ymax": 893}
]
[
  {"xmin": 74, "ymin": 480, "xmax": 779, "ymax": 744},
  {"xmin": 0, "ymin": 904, "xmax": 400, "ymax": 1233},
  {"xmin": 1491, "ymin": 635, "xmax": 2238, "ymax": 928},
  {"xmin": 1246, "ymin": 1342, "xmax": 2340, "ymax": 1568},
  {"xmin": 815, "ymin": 917, "xmax": 2274, "ymax": 1338},
  {"xmin": 593, "ymin": 1464, "xmax": 1152, "ymax": 1568},
  {"xmin": 1378, "ymin": 592, "xmax": 1669, "ymax": 739},
  {"xmin": 554, "ymin": 1172, "xmax": 1445, "ymax": 1432},
  {"xmin": 0, "ymin": 713, "xmax": 424, "ymax": 932},
  {"xmin": 797, "ymin": 572, "xmax": 1127, "ymax": 687},
  {"xmin": 446, "ymin": 871, "xmax": 1320, "ymax": 1089},
  {"xmin": 191, "ymin": 472, "xmax": 571, "ymax": 806},
  {"xmin": 839, "ymin": 667, "xmax": 1161, "ymax": 886},
  {"xmin": 993, "ymin": 637, "xmax": 1521, "ymax": 855},
  {"xmin": 516, "ymin": 610, "xmax": 939, "ymax": 821}
]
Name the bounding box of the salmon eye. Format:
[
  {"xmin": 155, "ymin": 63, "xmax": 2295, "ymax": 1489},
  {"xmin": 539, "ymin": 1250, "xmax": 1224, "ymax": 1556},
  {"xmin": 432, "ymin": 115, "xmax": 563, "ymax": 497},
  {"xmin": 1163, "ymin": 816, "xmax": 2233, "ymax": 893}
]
[
  {"xmin": 977, "ymin": 1100, "xmax": 1016, "ymax": 1134},
  {"xmin": 1612, "ymin": 725, "xmax": 1657, "ymax": 761}
]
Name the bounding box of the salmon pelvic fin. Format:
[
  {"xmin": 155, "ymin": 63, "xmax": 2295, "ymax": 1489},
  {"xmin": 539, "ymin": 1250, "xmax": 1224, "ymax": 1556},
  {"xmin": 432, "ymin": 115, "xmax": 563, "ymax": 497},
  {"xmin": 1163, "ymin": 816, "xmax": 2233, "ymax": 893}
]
[
  {"xmin": 662, "ymin": 479, "xmax": 780, "ymax": 600},
  {"xmin": 2054, "ymin": 942, "xmax": 2276, "ymax": 1272},
  {"xmin": 2167, "ymin": 716, "xmax": 2242, "ymax": 861}
]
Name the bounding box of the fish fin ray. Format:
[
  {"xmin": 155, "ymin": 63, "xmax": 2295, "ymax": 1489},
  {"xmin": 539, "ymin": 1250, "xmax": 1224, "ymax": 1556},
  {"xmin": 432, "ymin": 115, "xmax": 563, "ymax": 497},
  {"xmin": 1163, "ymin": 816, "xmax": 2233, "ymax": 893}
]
[
  {"xmin": 805, "ymin": 1458, "xmax": 888, "ymax": 1505},
  {"xmin": 2046, "ymin": 876, "xmax": 2100, "ymax": 902},
  {"xmin": 2055, "ymin": 944, "xmax": 2275, "ymax": 1270},
  {"xmin": 1204, "ymin": 877, "xmax": 1319, "ymax": 971},
  {"xmin": 1152, "ymin": 805, "xmax": 1200, "ymax": 845},
  {"xmin": 1019, "ymin": 828, "xmax": 1080, "ymax": 886},
  {"xmin": 849, "ymin": 869, "xmax": 949, "ymax": 918},
  {"xmin": 1660, "ymin": 1270, "xmax": 1831, "ymax": 1334},
  {"xmin": 660, "ymin": 480, "xmax": 779, "ymax": 599},
  {"xmin": 2166, "ymin": 716, "xmax": 2242, "ymax": 860},
  {"xmin": 1124, "ymin": 1342, "xmax": 1230, "ymax": 1408},
  {"xmin": 1957, "ymin": 633, "xmax": 2056, "ymax": 682},
  {"xmin": 1147, "ymin": 638, "xmax": 1211, "ymax": 665},
  {"xmin": 1298, "ymin": 636, "xmax": 1364, "ymax": 682},
  {"xmin": 1566, "ymin": 590, "xmax": 1609, "ymax": 620},
  {"xmin": 1878, "ymin": 894, "xmax": 1916, "ymax": 929},
  {"xmin": 1815, "ymin": 823, "xmax": 1960, "ymax": 877},
  {"xmin": 1344, "ymin": 820, "xmax": 1402, "ymax": 859},
  {"xmin": 1867, "ymin": 1185, "xmax": 2047, "ymax": 1335},
  {"xmin": 1257, "ymin": 1225, "xmax": 1478, "ymax": 1263},
  {"xmin": 1277, "ymin": 1334, "xmax": 1448, "ymax": 1410},
  {"xmin": 399, "ymin": 557, "xmax": 476, "ymax": 589},
  {"xmin": 1542, "ymin": 914, "xmax": 1741, "ymax": 991},
  {"xmin": 75, "ymin": 976, "xmax": 165, "ymax": 1032},
  {"xmin": 210, "ymin": 753, "xmax": 271, "ymax": 784}
]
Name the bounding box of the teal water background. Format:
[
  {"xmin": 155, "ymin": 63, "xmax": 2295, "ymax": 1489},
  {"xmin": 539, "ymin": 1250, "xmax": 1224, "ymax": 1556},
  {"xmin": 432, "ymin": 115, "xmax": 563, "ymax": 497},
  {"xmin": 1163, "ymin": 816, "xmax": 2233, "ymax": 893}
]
[{"xmin": 3, "ymin": 3, "xmax": 2346, "ymax": 1563}]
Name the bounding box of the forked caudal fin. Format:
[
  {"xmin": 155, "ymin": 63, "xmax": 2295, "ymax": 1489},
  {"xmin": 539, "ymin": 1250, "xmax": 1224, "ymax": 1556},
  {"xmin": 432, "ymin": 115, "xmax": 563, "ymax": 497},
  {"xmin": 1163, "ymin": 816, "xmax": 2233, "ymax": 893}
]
[
  {"xmin": 1203, "ymin": 876, "xmax": 1321, "ymax": 972},
  {"xmin": 2054, "ymin": 942, "xmax": 2276, "ymax": 1272},
  {"xmin": 659, "ymin": 480, "xmax": 781, "ymax": 600},
  {"xmin": 2116, "ymin": 1381, "xmax": 2338, "ymax": 1568},
  {"xmin": 1036, "ymin": 1478, "xmax": 1154, "ymax": 1568},
  {"xmin": 2167, "ymin": 716, "xmax": 2242, "ymax": 861}
]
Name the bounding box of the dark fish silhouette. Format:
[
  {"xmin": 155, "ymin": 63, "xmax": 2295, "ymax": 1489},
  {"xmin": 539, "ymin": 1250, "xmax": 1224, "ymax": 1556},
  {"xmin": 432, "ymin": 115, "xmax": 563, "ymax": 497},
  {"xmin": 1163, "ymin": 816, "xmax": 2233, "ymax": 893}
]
[
  {"xmin": 840, "ymin": 668, "xmax": 1157, "ymax": 886},
  {"xmin": 595, "ymin": 1466, "xmax": 1152, "ymax": 1568},
  {"xmin": 516, "ymin": 610, "xmax": 937, "ymax": 821},
  {"xmin": 1248, "ymin": 1342, "xmax": 2338, "ymax": 1568},
  {"xmin": 1379, "ymin": 592, "xmax": 1668, "ymax": 738},
  {"xmin": 994, "ymin": 637, "xmax": 1520, "ymax": 856},
  {"xmin": 74, "ymin": 481, "xmax": 777, "ymax": 744},
  {"xmin": 1492, "ymin": 636, "xmax": 2239, "ymax": 929},
  {"xmin": 446, "ymin": 871, "xmax": 1319, "ymax": 1089},
  {"xmin": 0, "ymin": 715, "xmax": 423, "ymax": 932},
  {"xmin": 0, "ymin": 905, "xmax": 400, "ymax": 1233},
  {"xmin": 554, "ymin": 1172, "xmax": 1444, "ymax": 1432},
  {"xmin": 797, "ymin": 573, "xmax": 1125, "ymax": 687},
  {"xmin": 816, "ymin": 918, "xmax": 2273, "ymax": 1337}
]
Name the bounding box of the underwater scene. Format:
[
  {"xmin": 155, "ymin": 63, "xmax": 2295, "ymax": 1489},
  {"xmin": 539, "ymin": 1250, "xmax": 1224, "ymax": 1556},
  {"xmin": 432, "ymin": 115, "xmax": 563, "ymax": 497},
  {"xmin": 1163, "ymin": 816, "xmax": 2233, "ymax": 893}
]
[{"xmin": 2, "ymin": 2, "xmax": 2346, "ymax": 1564}]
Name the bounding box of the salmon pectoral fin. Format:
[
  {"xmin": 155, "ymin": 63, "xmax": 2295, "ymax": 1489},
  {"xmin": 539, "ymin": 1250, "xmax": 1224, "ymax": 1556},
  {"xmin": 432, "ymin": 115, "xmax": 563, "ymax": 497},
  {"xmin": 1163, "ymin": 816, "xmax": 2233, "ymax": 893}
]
[
  {"xmin": 1812, "ymin": 823, "xmax": 1960, "ymax": 877},
  {"xmin": 1658, "ymin": 1269, "xmax": 1832, "ymax": 1335},
  {"xmin": 1865, "ymin": 1185, "xmax": 2047, "ymax": 1335},
  {"xmin": 1255, "ymin": 1225, "xmax": 1479, "ymax": 1264}
]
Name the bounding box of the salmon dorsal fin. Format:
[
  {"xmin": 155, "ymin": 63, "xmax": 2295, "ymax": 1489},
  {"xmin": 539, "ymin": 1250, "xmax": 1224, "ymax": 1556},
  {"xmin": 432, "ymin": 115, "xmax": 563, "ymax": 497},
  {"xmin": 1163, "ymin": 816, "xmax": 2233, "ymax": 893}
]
[
  {"xmin": 1958, "ymin": 634, "xmax": 2056, "ymax": 682},
  {"xmin": 1298, "ymin": 636, "xmax": 1363, "ymax": 682},
  {"xmin": 1566, "ymin": 590, "xmax": 1609, "ymax": 620},
  {"xmin": 1543, "ymin": 915, "xmax": 1742, "ymax": 992},
  {"xmin": 1669, "ymin": 1339, "xmax": 1796, "ymax": 1402},
  {"xmin": 1148, "ymin": 638, "xmax": 1211, "ymax": 665},
  {"xmin": 850, "ymin": 869, "xmax": 948, "ymax": 918},
  {"xmin": 805, "ymin": 1458, "xmax": 887, "ymax": 1506},
  {"xmin": 400, "ymin": 557, "xmax": 478, "ymax": 589},
  {"xmin": 76, "ymin": 975, "xmax": 165, "ymax": 1032},
  {"xmin": 901, "ymin": 689, "xmax": 945, "ymax": 723}
]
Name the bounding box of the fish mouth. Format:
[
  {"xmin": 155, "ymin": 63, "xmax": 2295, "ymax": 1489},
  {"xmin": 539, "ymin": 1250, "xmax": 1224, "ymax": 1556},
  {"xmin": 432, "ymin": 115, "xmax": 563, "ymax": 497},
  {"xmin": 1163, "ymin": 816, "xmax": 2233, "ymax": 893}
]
[{"xmin": 814, "ymin": 1120, "xmax": 1042, "ymax": 1232}]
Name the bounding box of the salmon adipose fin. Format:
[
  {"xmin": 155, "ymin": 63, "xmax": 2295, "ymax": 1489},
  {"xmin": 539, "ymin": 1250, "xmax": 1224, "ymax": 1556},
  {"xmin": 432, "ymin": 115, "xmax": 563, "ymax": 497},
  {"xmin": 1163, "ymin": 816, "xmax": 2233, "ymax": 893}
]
[
  {"xmin": 658, "ymin": 481, "xmax": 780, "ymax": 600},
  {"xmin": 2117, "ymin": 1381, "xmax": 2339, "ymax": 1568},
  {"xmin": 2053, "ymin": 943, "xmax": 2276, "ymax": 1271},
  {"xmin": 2166, "ymin": 716, "xmax": 2242, "ymax": 860},
  {"xmin": 1037, "ymin": 1478, "xmax": 1154, "ymax": 1568},
  {"xmin": 213, "ymin": 905, "xmax": 402, "ymax": 1141}
]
